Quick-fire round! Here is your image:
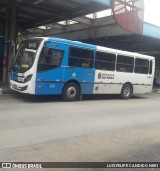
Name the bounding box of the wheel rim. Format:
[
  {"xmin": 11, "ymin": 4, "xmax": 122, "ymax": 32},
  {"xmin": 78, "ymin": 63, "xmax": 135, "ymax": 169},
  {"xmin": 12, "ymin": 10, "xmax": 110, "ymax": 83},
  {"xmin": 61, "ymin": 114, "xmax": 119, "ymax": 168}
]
[
  {"xmin": 124, "ymin": 87, "xmax": 130, "ymax": 97},
  {"xmin": 66, "ymin": 86, "xmax": 77, "ymax": 99}
]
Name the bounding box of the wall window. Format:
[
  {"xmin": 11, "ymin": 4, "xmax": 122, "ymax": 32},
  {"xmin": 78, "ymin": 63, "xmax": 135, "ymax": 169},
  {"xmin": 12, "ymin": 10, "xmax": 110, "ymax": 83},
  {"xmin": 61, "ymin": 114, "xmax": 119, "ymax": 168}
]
[
  {"xmin": 95, "ymin": 51, "xmax": 116, "ymax": 71},
  {"xmin": 134, "ymin": 58, "xmax": 149, "ymax": 74},
  {"xmin": 37, "ymin": 47, "xmax": 64, "ymax": 72},
  {"xmin": 116, "ymin": 55, "xmax": 134, "ymax": 73},
  {"xmin": 68, "ymin": 47, "xmax": 94, "ymax": 68}
]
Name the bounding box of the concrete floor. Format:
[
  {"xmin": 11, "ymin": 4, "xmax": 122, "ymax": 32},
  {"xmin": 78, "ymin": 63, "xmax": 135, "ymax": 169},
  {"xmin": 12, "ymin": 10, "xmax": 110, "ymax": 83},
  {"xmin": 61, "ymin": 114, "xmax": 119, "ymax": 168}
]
[{"xmin": 0, "ymin": 93, "xmax": 160, "ymax": 171}]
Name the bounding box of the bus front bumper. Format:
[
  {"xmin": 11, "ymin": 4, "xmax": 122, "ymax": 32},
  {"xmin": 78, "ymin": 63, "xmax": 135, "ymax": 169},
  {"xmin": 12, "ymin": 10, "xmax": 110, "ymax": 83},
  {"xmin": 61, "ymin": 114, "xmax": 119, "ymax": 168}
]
[{"xmin": 10, "ymin": 80, "xmax": 31, "ymax": 94}]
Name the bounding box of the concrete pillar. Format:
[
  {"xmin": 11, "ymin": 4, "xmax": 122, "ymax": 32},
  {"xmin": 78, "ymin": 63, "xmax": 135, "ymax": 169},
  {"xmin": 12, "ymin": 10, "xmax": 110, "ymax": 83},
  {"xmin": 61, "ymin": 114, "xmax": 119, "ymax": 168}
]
[
  {"xmin": 0, "ymin": 37, "xmax": 4, "ymax": 81},
  {"xmin": 3, "ymin": 7, "xmax": 10, "ymax": 83},
  {"xmin": 3, "ymin": 6, "xmax": 17, "ymax": 82}
]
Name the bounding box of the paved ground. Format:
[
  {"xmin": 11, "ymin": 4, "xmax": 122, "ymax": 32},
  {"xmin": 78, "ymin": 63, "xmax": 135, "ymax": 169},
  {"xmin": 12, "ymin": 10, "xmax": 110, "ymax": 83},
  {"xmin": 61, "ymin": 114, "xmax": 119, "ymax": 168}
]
[{"xmin": 0, "ymin": 93, "xmax": 160, "ymax": 171}]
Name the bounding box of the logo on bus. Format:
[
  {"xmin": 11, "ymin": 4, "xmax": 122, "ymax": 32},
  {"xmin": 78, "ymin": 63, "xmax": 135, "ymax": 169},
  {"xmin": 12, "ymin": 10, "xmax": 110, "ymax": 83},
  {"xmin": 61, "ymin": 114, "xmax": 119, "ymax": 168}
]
[
  {"xmin": 72, "ymin": 73, "xmax": 76, "ymax": 77},
  {"xmin": 98, "ymin": 72, "xmax": 115, "ymax": 80}
]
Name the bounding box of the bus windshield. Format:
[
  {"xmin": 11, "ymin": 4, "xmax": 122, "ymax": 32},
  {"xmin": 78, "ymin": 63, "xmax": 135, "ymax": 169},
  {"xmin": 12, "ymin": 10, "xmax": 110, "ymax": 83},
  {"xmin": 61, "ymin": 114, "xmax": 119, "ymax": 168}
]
[{"xmin": 12, "ymin": 39, "xmax": 42, "ymax": 73}]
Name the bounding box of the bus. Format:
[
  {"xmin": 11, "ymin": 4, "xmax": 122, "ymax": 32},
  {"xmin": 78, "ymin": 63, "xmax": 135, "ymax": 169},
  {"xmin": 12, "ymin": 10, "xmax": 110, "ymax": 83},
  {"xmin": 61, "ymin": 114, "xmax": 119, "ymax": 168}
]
[{"xmin": 10, "ymin": 37, "xmax": 155, "ymax": 101}]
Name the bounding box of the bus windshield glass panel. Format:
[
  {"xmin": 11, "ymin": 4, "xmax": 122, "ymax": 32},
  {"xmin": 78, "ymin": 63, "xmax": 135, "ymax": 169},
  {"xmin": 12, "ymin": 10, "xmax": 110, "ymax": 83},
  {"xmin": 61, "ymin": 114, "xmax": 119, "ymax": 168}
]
[{"xmin": 12, "ymin": 39, "xmax": 42, "ymax": 73}]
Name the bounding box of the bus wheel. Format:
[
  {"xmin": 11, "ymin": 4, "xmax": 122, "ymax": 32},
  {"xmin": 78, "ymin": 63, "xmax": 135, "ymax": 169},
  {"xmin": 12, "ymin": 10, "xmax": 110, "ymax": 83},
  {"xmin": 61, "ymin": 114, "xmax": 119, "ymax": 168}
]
[
  {"xmin": 62, "ymin": 82, "xmax": 80, "ymax": 101},
  {"xmin": 121, "ymin": 84, "xmax": 132, "ymax": 99}
]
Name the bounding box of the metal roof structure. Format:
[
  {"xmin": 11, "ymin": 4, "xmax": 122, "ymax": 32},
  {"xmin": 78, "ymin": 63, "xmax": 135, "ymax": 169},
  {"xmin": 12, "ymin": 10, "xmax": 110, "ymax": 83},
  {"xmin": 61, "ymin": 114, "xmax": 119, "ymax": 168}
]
[
  {"xmin": 1, "ymin": 0, "xmax": 160, "ymax": 55},
  {"xmin": 0, "ymin": 0, "xmax": 110, "ymax": 30},
  {"xmin": 1, "ymin": 0, "xmax": 160, "ymax": 82}
]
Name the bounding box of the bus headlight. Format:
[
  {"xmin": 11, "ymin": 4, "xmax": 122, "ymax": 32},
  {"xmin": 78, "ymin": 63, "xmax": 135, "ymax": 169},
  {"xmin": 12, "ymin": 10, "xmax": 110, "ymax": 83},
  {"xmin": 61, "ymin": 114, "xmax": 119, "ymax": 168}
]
[{"xmin": 24, "ymin": 74, "xmax": 33, "ymax": 83}]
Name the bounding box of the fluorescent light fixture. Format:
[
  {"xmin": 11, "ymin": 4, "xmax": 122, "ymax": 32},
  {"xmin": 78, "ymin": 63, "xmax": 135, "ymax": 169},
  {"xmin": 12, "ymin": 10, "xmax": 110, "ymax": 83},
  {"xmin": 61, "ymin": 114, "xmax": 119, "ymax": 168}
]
[
  {"xmin": 38, "ymin": 26, "xmax": 46, "ymax": 30},
  {"xmin": 33, "ymin": 0, "xmax": 45, "ymax": 5},
  {"xmin": 38, "ymin": 26, "xmax": 52, "ymax": 30}
]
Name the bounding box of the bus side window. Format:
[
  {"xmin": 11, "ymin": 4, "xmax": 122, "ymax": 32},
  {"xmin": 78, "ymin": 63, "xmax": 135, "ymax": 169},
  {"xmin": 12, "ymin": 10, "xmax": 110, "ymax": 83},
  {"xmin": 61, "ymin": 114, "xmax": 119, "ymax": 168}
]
[
  {"xmin": 69, "ymin": 47, "xmax": 94, "ymax": 68},
  {"xmin": 116, "ymin": 55, "xmax": 134, "ymax": 73},
  {"xmin": 38, "ymin": 47, "xmax": 64, "ymax": 72},
  {"xmin": 95, "ymin": 51, "xmax": 116, "ymax": 71},
  {"xmin": 149, "ymin": 60, "xmax": 153, "ymax": 75},
  {"xmin": 134, "ymin": 58, "xmax": 149, "ymax": 74}
]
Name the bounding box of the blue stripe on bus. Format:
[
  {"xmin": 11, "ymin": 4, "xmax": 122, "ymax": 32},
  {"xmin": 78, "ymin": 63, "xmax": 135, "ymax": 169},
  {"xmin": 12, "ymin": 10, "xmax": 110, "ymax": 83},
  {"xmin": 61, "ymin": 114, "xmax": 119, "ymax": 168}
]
[
  {"xmin": 36, "ymin": 67, "xmax": 95, "ymax": 95},
  {"xmin": 35, "ymin": 38, "xmax": 96, "ymax": 95},
  {"xmin": 63, "ymin": 67, "xmax": 95, "ymax": 94}
]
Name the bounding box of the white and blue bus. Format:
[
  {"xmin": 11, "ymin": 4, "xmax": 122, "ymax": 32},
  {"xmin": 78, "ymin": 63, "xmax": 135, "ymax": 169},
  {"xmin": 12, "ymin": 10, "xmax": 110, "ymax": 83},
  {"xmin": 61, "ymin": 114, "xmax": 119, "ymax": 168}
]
[{"xmin": 10, "ymin": 37, "xmax": 155, "ymax": 101}]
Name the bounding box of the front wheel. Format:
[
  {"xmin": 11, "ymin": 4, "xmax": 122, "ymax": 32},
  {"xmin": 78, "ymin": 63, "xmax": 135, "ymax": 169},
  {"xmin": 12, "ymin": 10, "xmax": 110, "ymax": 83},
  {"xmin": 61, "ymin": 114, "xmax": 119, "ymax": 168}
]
[
  {"xmin": 121, "ymin": 84, "xmax": 133, "ymax": 99},
  {"xmin": 62, "ymin": 82, "xmax": 80, "ymax": 101}
]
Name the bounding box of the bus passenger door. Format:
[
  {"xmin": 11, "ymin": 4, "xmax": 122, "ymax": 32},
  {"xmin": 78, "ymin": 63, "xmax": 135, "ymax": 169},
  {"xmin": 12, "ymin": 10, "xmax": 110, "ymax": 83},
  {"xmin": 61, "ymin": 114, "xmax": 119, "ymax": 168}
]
[{"xmin": 36, "ymin": 41, "xmax": 68, "ymax": 95}]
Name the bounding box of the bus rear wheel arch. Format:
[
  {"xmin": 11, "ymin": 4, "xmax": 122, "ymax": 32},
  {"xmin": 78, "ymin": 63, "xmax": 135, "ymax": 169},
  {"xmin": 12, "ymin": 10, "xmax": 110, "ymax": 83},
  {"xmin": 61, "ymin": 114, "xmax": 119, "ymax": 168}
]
[
  {"xmin": 121, "ymin": 83, "xmax": 133, "ymax": 99},
  {"xmin": 62, "ymin": 81, "xmax": 80, "ymax": 101}
]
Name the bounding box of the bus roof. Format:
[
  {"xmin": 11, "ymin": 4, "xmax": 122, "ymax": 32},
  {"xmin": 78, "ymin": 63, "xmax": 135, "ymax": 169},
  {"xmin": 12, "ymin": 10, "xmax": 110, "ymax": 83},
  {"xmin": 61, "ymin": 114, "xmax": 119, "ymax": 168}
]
[
  {"xmin": 97, "ymin": 46, "xmax": 155, "ymax": 60},
  {"xmin": 34, "ymin": 37, "xmax": 154, "ymax": 60},
  {"xmin": 47, "ymin": 37, "xmax": 96, "ymax": 50}
]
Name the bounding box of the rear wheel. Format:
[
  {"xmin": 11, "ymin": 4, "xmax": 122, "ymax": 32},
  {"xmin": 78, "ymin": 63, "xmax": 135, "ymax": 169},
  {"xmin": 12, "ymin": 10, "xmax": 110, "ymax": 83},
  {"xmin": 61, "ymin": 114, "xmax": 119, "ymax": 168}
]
[
  {"xmin": 62, "ymin": 82, "xmax": 80, "ymax": 101},
  {"xmin": 121, "ymin": 84, "xmax": 133, "ymax": 99}
]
